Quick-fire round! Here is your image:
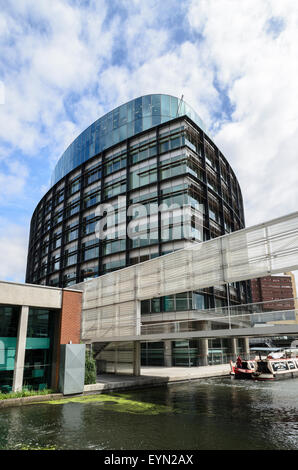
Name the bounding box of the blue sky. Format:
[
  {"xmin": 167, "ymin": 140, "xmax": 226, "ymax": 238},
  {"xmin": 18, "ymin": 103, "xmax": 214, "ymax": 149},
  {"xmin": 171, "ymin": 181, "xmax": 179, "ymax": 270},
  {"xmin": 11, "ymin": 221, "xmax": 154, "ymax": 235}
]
[{"xmin": 0, "ymin": 0, "xmax": 298, "ymax": 282}]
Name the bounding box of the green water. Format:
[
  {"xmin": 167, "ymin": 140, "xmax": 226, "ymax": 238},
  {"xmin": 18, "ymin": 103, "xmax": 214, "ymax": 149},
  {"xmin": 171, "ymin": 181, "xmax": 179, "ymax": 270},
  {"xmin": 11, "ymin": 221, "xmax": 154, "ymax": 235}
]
[{"xmin": 0, "ymin": 377, "xmax": 297, "ymax": 450}]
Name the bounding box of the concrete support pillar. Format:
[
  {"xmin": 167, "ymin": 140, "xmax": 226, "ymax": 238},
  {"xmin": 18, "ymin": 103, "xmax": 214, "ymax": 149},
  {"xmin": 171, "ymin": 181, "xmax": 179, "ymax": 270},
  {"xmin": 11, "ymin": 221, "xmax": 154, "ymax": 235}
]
[
  {"xmin": 114, "ymin": 344, "xmax": 119, "ymax": 374},
  {"xmin": 12, "ymin": 306, "xmax": 29, "ymax": 392},
  {"xmin": 200, "ymin": 338, "xmax": 209, "ymax": 366},
  {"xmin": 198, "ymin": 321, "xmax": 209, "ymax": 366},
  {"xmin": 133, "ymin": 299, "xmax": 141, "ymax": 376},
  {"xmin": 243, "ymin": 337, "xmax": 250, "ymax": 357},
  {"xmin": 230, "ymin": 337, "xmax": 237, "ymax": 361},
  {"xmin": 135, "ymin": 300, "xmax": 141, "ymax": 336},
  {"xmin": 164, "ymin": 340, "xmax": 172, "ymax": 367},
  {"xmin": 133, "ymin": 341, "xmax": 141, "ymax": 376}
]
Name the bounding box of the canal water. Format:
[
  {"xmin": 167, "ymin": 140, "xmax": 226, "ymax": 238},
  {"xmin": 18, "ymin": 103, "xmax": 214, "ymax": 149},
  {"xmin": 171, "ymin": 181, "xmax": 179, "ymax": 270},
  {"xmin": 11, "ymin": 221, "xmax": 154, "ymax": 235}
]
[{"xmin": 0, "ymin": 377, "xmax": 297, "ymax": 450}]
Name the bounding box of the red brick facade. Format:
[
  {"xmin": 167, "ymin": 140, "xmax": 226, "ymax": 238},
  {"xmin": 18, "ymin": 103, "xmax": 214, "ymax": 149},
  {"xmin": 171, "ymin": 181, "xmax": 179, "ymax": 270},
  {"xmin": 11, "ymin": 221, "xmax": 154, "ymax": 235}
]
[
  {"xmin": 59, "ymin": 289, "xmax": 82, "ymax": 344},
  {"xmin": 54, "ymin": 289, "xmax": 83, "ymax": 389},
  {"xmin": 251, "ymin": 275, "xmax": 295, "ymax": 310}
]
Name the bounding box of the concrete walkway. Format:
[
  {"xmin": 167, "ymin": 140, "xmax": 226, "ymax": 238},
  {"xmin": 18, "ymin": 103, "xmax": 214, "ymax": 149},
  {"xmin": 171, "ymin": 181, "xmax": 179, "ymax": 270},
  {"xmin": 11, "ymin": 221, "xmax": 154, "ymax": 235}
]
[
  {"xmin": 141, "ymin": 364, "xmax": 230, "ymax": 380},
  {"xmin": 84, "ymin": 364, "xmax": 230, "ymax": 394}
]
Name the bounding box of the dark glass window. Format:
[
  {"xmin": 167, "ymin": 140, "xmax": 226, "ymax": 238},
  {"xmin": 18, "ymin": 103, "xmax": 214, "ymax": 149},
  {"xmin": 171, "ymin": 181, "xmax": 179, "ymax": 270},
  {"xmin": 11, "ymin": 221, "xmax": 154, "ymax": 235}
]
[
  {"xmin": 86, "ymin": 168, "xmax": 102, "ymax": 185},
  {"xmin": 151, "ymin": 298, "xmax": 161, "ymax": 313},
  {"xmin": 55, "ymin": 191, "xmax": 64, "ymax": 205},
  {"xmin": 84, "ymin": 191, "xmax": 100, "ymax": 209},
  {"xmin": 103, "ymin": 258, "xmax": 125, "ymax": 273},
  {"xmin": 49, "ymin": 277, "xmax": 59, "ymax": 287},
  {"xmin": 65, "ymin": 228, "xmax": 79, "ymax": 242},
  {"xmin": 104, "ymin": 239, "xmax": 126, "ymax": 255},
  {"xmin": 53, "ymin": 211, "xmax": 63, "ymax": 225},
  {"xmin": 141, "ymin": 300, "xmax": 150, "ymax": 315},
  {"xmin": 67, "ymin": 203, "xmax": 80, "ymax": 217},
  {"xmin": 160, "ymin": 140, "xmax": 169, "ymax": 153},
  {"xmin": 83, "ymin": 221, "xmax": 96, "ymax": 235},
  {"xmin": 0, "ymin": 306, "xmax": 20, "ymax": 337},
  {"xmin": 65, "ymin": 254, "xmax": 77, "ymax": 266},
  {"xmin": 152, "ymin": 95, "xmax": 161, "ymax": 116},
  {"xmin": 175, "ymin": 293, "xmax": 189, "ymax": 311},
  {"xmin": 23, "ymin": 308, "xmax": 57, "ymax": 391},
  {"xmin": 83, "ymin": 246, "xmax": 99, "ymax": 261},
  {"xmin": 69, "ymin": 179, "xmax": 80, "ymax": 195},
  {"xmin": 163, "ymin": 295, "xmax": 175, "ymax": 312},
  {"xmin": 0, "ymin": 305, "xmax": 20, "ymax": 392},
  {"xmin": 170, "ymin": 136, "xmax": 181, "ymax": 149},
  {"xmin": 27, "ymin": 309, "xmax": 51, "ymax": 338},
  {"xmin": 81, "ymin": 265, "xmax": 99, "ymax": 280}
]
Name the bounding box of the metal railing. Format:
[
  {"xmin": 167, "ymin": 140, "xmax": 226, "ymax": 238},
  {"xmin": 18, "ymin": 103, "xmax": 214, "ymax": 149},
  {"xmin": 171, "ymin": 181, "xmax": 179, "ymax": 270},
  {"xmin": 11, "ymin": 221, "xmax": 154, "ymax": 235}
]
[{"xmin": 141, "ymin": 298, "xmax": 298, "ymax": 336}]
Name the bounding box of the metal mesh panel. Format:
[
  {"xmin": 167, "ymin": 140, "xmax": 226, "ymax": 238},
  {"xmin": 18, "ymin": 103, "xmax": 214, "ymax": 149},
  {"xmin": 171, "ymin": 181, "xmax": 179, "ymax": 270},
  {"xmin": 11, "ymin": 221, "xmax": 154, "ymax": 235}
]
[
  {"xmin": 82, "ymin": 301, "xmax": 138, "ymax": 339},
  {"xmin": 74, "ymin": 211, "xmax": 298, "ymax": 341},
  {"xmin": 97, "ymin": 342, "xmax": 134, "ymax": 374}
]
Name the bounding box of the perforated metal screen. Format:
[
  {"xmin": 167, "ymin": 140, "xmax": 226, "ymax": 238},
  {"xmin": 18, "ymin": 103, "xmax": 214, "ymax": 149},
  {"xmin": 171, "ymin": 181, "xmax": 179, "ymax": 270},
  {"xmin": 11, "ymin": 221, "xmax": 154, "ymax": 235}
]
[{"xmin": 74, "ymin": 211, "xmax": 298, "ymax": 341}]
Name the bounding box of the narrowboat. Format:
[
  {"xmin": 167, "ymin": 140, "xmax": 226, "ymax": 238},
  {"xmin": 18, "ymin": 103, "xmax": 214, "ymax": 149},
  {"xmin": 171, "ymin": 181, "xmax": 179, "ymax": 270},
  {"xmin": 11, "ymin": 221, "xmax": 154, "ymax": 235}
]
[
  {"xmin": 231, "ymin": 349, "xmax": 298, "ymax": 381},
  {"xmin": 230, "ymin": 356, "xmax": 257, "ymax": 379},
  {"xmin": 252, "ymin": 352, "xmax": 298, "ymax": 381}
]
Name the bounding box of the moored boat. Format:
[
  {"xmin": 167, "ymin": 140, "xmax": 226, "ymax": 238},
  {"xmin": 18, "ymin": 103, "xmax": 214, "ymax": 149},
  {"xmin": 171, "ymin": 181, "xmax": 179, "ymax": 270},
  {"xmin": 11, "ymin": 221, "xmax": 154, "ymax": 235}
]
[
  {"xmin": 252, "ymin": 352, "xmax": 298, "ymax": 381},
  {"xmin": 230, "ymin": 348, "xmax": 298, "ymax": 381},
  {"xmin": 230, "ymin": 356, "xmax": 257, "ymax": 379}
]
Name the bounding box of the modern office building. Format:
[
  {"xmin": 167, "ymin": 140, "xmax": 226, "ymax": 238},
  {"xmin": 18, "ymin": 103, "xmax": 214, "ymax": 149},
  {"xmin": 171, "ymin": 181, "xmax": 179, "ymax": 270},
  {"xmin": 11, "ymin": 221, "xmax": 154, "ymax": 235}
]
[
  {"xmin": 0, "ymin": 280, "xmax": 83, "ymax": 393},
  {"xmin": 26, "ymin": 94, "xmax": 250, "ymax": 366},
  {"xmin": 251, "ymin": 273, "xmax": 298, "ymax": 324},
  {"xmin": 251, "ymin": 274, "xmax": 296, "ymax": 308},
  {"xmin": 249, "ymin": 273, "xmax": 298, "ymax": 350}
]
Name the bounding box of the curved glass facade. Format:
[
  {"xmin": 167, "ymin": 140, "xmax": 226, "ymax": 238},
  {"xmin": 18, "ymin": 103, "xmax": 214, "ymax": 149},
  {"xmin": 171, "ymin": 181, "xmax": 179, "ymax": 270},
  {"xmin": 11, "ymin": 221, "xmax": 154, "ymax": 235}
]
[
  {"xmin": 51, "ymin": 94, "xmax": 207, "ymax": 185},
  {"xmin": 26, "ymin": 94, "xmax": 251, "ymax": 369},
  {"xmin": 27, "ymin": 94, "xmax": 249, "ymax": 319}
]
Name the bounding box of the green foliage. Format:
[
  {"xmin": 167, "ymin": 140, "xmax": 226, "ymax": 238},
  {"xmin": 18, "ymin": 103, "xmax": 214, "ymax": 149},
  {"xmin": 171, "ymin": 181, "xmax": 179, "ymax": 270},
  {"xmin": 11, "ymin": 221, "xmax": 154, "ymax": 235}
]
[
  {"xmin": 84, "ymin": 349, "xmax": 97, "ymax": 385},
  {"xmin": 0, "ymin": 389, "xmax": 53, "ymax": 400},
  {"xmin": 42, "ymin": 393, "xmax": 172, "ymax": 415},
  {"xmin": 19, "ymin": 445, "xmax": 56, "ymax": 451}
]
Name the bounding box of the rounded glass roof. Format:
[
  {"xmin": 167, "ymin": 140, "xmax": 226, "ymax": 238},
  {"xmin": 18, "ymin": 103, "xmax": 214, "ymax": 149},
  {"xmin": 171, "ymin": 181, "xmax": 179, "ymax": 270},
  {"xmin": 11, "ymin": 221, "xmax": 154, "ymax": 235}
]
[{"xmin": 51, "ymin": 94, "xmax": 207, "ymax": 186}]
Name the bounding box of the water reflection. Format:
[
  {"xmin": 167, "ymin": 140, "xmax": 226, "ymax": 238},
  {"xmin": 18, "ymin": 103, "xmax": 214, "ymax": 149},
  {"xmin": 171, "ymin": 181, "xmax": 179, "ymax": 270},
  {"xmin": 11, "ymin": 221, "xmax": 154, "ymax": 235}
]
[{"xmin": 0, "ymin": 377, "xmax": 297, "ymax": 450}]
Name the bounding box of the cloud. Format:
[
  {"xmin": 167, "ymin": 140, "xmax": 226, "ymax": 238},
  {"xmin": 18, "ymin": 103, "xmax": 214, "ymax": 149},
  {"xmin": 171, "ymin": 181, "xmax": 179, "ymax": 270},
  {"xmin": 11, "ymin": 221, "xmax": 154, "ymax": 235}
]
[
  {"xmin": 0, "ymin": 0, "xmax": 115, "ymax": 157},
  {"xmin": 0, "ymin": 217, "xmax": 29, "ymax": 283},
  {"xmin": 188, "ymin": 0, "xmax": 298, "ymax": 226},
  {"xmin": 0, "ymin": 0, "xmax": 298, "ymax": 283},
  {"xmin": 0, "ymin": 81, "xmax": 4, "ymax": 105},
  {"xmin": 0, "ymin": 159, "xmax": 29, "ymax": 204}
]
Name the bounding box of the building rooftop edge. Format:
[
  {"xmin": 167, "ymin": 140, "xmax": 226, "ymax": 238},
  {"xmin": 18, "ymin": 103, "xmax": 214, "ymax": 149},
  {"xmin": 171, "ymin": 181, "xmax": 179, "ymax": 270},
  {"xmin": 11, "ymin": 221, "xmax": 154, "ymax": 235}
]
[{"xmin": 0, "ymin": 279, "xmax": 83, "ymax": 293}]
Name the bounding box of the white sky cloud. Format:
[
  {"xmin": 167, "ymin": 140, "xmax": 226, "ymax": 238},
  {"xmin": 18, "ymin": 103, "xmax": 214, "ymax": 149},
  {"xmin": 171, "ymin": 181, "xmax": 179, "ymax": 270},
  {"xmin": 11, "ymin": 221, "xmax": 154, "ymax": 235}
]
[
  {"xmin": 0, "ymin": 217, "xmax": 29, "ymax": 283},
  {"xmin": 0, "ymin": 0, "xmax": 297, "ymax": 283},
  {"xmin": 0, "ymin": 159, "xmax": 28, "ymax": 204},
  {"xmin": 186, "ymin": 0, "xmax": 298, "ymax": 226}
]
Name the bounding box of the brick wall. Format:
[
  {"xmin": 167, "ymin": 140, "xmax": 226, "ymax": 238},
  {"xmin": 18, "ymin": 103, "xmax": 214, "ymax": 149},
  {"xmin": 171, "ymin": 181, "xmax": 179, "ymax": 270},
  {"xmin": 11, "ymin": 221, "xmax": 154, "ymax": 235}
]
[
  {"xmin": 251, "ymin": 275, "xmax": 294, "ymax": 310},
  {"xmin": 59, "ymin": 289, "xmax": 82, "ymax": 344},
  {"xmin": 53, "ymin": 289, "xmax": 83, "ymax": 389}
]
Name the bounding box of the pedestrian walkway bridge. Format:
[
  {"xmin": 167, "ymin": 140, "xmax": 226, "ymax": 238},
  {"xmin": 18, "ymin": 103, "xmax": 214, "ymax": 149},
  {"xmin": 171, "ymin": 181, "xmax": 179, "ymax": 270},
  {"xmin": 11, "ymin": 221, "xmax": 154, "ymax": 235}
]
[
  {"xmin": 73, "ymin": 210, "xmax": 298, "ymax": 344},
  {"xmin": 93, "ymin": 298, "xmax": 298, "ymax": 343}
]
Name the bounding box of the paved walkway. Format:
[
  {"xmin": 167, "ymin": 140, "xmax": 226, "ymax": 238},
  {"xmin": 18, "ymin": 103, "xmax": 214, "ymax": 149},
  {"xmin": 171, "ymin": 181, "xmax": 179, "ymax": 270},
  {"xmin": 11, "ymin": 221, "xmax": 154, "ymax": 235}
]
[
  {"xmin": 84, "ymin": 364, "xmax": 230, "ymax": 394},
  {"xmin": 141, "ymin": 364, "xmax": 230, "ymax": 380}
]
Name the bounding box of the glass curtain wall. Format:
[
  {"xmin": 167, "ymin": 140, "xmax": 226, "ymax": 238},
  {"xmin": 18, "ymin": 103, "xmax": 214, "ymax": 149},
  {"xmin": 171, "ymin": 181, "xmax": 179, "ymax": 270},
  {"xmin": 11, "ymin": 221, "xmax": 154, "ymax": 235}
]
[
  {"xmin": 23, "ymin": 308, "xmax": 57, "ymax": 391},
  {"xmin": 141, "ymin": 338, "xmax": 236, "ymax": 367},
  {"xmin": 51, "ymin": 95, "xmax": 206, "ymax": 185},
  {"xmin": 0, "ymin": 306, "xmax": 20, "ymax": 392}
]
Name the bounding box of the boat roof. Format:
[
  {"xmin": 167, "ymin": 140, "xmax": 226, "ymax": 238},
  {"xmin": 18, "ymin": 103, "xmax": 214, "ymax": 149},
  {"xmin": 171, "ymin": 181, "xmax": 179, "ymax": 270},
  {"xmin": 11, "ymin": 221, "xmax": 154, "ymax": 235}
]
[{"xmin": 250, "ymin": 347, "xmax": 283, "ymax": 351}]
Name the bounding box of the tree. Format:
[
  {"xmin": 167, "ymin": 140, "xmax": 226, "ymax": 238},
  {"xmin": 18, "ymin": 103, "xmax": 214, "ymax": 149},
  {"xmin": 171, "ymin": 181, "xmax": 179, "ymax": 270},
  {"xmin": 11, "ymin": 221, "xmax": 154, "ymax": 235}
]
[{"xmin": 84, "ymin": 348, "xmax": 97, "ymax": 385}]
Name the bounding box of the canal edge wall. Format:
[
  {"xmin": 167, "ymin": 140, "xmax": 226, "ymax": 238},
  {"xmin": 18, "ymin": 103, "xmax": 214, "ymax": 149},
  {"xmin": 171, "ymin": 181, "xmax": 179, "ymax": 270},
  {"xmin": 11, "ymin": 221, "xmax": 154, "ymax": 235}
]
[{"xmin": 0, "ymin": 365, "xmax": 230, "ymax": 408}]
